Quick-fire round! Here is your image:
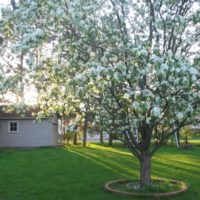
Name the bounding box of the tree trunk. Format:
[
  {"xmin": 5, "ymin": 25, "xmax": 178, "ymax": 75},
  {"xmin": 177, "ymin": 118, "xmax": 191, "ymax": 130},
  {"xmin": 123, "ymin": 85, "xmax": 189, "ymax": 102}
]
[
  {"xmin": 185, "ymin": 136, "xmax": 188, "ymax": 144},
  {"xmin": 177, "ymin": 130, "xmax": 180, "ymax": 146},
  {"xmin": 109, "ymin": 134, "xmax": 113, "ymax": 146},
  {"xmin": 83, "ymin": 114, "xmax": 88, "ymax": 147},
  {"xmin": 100, "ymin": 129, "xmax": 103, "ymax": 144},
  {"xmin": 17, "ymin": 52, "xmax": 25, "ymax": 103},
  {"xmin": 140, "ymin": 151, "xmax": 151, "ymax": 187},
  {"xmin": 73, "ymin": 132, "xmax": 78, "ymax": 145}
]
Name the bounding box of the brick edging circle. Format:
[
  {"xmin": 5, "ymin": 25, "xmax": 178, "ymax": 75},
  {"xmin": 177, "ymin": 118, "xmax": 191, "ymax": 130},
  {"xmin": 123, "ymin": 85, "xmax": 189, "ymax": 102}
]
[{"xmin": 104, "ymin": 179, "xmax": 188, "ymax": 198}]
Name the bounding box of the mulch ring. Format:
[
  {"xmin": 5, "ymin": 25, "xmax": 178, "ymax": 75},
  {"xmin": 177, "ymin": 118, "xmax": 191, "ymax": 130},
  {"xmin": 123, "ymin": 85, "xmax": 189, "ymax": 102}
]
[{"xmin": 104, "ymin": 179, "xmax": 188, "ymax": 198}]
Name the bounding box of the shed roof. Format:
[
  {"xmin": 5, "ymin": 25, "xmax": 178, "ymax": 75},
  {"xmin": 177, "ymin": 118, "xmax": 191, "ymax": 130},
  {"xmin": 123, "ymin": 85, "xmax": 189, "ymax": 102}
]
[{"xmin": 0, "ymin": 107, "xmax": 41, "ymax": 119}]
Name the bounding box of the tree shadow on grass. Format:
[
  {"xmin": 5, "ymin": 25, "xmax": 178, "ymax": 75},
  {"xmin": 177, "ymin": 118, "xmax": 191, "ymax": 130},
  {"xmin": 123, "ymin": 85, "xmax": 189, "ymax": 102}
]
[
  {"xmin": 151, "ymin": 156, "xmax": 200, "ymax": 186},
  {"xmin": 66, "ymin": 144, "xmax": 200, "ymax": 181},
  {"xmin": 67, "ymin": 145, "xmax": 140, "ymax": 180},
  {"xmin": 86, "ymin": 144, "xmax": 200, "ymax": 179},
  {"xmin": 0, "ymin": 145, "xmax": 197, "ymax": 200},
  {"xmin": 0, "ymin": 147, "xmax": 139, "ymax": 200},
  {"xmin": 65, "ymin": 144, "xmax": 200, "ymax": 200}
]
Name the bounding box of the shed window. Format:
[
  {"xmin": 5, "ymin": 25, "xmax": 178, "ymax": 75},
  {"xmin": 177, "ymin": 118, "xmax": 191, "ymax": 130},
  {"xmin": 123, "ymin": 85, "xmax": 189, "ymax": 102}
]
[{"xmin": 8, "ymin": 121, "xmax": 18, "ymax": 133}]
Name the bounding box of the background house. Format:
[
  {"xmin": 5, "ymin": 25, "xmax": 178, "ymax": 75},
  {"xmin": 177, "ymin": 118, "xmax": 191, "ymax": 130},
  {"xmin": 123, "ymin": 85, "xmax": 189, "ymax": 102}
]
[{"xmin": 0, "ymin": 107, "xmax": 59, "ymax": 147}]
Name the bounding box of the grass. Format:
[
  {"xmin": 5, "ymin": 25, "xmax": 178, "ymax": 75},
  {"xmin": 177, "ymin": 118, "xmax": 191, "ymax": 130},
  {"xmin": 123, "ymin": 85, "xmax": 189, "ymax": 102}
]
[{"xmin": 0, "ymin": 143, "xmax": 199, "ymax": 200}]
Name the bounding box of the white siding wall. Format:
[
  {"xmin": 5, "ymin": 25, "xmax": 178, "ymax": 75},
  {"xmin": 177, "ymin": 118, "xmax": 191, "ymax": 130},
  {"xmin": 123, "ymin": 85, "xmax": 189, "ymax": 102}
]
[{"xmin": 0, "ymin": 119, "xmax": 56, "ymax": 147}]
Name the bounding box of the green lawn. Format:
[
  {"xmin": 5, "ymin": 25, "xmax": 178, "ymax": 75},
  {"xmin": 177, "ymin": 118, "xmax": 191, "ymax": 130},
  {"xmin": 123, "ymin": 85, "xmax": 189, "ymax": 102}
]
[{"xmin": 0, "ymin": 143, "xmax": 199, "ymax": 200}]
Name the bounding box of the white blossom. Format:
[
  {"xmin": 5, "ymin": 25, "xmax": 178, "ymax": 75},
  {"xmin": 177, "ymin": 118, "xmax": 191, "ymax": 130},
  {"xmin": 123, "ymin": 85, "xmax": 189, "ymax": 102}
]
[
  {"xmin": 176, "ymin": 112, "xmax": 184, "ymax": 120},
  {"xmin": 152, "ymin": 107, "xmax": 161, "ymax": 117}
]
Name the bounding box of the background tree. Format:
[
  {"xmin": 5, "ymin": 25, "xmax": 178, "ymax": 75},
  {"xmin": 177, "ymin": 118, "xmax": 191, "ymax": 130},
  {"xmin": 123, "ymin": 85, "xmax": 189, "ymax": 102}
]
[{"xmin": 0, "ymin": 1, "xmax": 30, "ymax": 102}]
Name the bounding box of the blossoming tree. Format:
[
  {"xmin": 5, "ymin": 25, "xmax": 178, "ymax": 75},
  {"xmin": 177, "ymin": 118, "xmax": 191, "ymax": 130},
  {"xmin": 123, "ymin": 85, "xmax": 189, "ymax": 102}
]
[{"xmin": 66, "ymin": 0, "xmax": 200, "ymax": 187}]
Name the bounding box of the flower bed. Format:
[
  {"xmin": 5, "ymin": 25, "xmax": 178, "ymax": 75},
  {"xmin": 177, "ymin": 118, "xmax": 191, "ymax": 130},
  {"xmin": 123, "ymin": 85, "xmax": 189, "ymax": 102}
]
[{"xmin": 105, "ymin": 179, "xmax": 188, "ymax": 198}]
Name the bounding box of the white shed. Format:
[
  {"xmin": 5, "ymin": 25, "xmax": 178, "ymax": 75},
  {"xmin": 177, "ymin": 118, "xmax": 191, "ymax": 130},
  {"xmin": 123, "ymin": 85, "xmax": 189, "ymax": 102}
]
[{"xmin": 0, "ymin": 107, "xmax": 59, "ymax": 148}]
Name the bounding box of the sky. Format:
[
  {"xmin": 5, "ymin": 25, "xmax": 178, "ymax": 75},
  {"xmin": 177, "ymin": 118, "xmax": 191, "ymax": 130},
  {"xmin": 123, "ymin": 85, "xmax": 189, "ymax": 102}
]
[
  {"xmin": 0, "ymin": 0, "xmax": 10, "ymax": 18},
  {"xmin": 0, "ymin": 0, "xmax": 10, "ymax": 7}
]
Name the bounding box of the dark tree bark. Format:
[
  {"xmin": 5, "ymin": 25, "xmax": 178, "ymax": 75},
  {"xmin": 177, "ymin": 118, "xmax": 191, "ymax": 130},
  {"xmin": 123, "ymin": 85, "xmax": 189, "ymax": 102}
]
[
  {"xmin": 124, "ymin": 127, "xmax": 153, "ymax": 187},
  {"xmin": 83, "ymin": 114, "xmax": 88, "ymax": 147},
  {"xmin": 73, "ymin": 132, "xmax": 78, "ymax": 145},
  {"xmin": 109, "ymin": 134, "xmax": 113, "ymax": 146},
  {"xmin": 177, "ymin": 130, "xmax": 180, "ymax": 146},
  {"xmin": 185, "ymin": 136, "xmax": 188, "ymax": 144},
  {"xmin": 0, "ymin": 36, "xmax": 3, "ymax": 46},
  {"xmin": 140, "ymin": 151, "xmax": 151, "ymax": 187},
  {"xmin": 100, "ymin": 129, "xmax": 104, "ymax": 144}
]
